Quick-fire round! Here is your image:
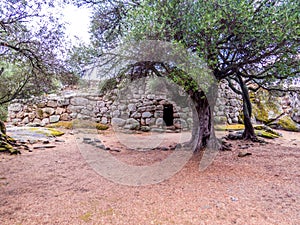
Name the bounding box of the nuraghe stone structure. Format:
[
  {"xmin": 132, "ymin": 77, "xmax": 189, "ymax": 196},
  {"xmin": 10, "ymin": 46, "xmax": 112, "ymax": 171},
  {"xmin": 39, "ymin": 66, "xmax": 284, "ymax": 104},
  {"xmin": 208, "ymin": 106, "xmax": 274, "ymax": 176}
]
[{"xmin": 7, "ymin": 78, "xmax": 300, "ymax": 132}]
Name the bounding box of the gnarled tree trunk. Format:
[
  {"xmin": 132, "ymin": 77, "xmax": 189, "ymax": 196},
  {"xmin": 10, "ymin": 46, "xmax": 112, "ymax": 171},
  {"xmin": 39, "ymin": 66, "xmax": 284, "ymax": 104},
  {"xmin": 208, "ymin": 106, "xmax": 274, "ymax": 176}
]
[
  {"xmin": 190, "ymin": 90, "xmax": 220, "ymax": 152},
  {"xmin": 237, "ymin": 74, "xmax": 257, "ymax": 140}
]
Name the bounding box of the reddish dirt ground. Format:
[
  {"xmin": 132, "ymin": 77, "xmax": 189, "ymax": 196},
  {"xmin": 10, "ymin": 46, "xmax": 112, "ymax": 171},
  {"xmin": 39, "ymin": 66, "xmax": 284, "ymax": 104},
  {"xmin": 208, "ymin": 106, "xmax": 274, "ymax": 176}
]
[{"xmin": 0, "ymin": 129, "xmax": 299, "ymax": 225}]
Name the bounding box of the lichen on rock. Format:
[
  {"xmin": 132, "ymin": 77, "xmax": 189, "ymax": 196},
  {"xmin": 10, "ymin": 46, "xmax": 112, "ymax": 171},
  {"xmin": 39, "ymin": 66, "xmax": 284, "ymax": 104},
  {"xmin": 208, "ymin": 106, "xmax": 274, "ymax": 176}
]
[
  {"xmin": 251, "ymin": 89, "xmax": 283, "ymax": 124},
  {"xmin": 28, "ymin": 127, "xmax": 65, "ymax": 137},
  {"xmin": 272, "ymin": 115, "xmax": 299, "ymax": 132},
  {"xmin": 215, "ymin": 124, "xmax": 281, "ymax": 139}
]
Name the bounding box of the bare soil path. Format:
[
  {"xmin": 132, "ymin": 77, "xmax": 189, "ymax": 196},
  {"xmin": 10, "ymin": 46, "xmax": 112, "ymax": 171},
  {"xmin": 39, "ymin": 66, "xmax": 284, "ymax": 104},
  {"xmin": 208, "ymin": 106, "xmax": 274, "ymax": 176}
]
[{"xmin": 0, "ymin": 129, "xmax": 299, "ymax": 225}]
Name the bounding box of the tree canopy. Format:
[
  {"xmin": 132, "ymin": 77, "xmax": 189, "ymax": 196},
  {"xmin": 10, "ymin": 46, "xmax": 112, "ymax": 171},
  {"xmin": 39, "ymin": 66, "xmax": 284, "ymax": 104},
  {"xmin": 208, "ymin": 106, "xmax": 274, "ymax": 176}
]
[
  {"xmin": 74, "ymin": 0, "xmax": 299, "ymax": 143},
  {"xmin": 0, "ymin": 0, "xmax": 72, "ymax": 104}
]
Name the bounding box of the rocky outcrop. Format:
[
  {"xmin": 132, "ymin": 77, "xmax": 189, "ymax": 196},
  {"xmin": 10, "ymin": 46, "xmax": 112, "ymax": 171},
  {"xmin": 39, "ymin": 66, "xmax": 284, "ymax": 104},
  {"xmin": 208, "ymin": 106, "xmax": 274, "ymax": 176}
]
[{"xmin": 251, "ymin": 89, "xmax": 300, "ymax": 131}]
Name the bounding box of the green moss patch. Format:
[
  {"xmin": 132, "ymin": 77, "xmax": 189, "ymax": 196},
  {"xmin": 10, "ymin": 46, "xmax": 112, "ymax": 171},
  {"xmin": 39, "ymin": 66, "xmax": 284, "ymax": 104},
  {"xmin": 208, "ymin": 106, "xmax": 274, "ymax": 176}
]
[
  {"xmin": 276, "ymin": 115, "xmax": 299, "ymax": 132},
  {"xmin": 0, "ymin": 132, "xmax": 20, "ymax": 154},
  {"xmin": 215, "ymin": 124, "xmax": 245, "ymax": 131},
  {"xmin": 215, "ymin": 124, "xmax": 281, "ymax": 139},
  {"xmin": 250, "ymin": 89, "xmax": 283, "ymax": 123},
  {"xmin": 28, "ymin": 127, "xmax": 64, "ymax": 137},
  {"xmin": 7, "ymin": 127, "xmax": 65, "ymax": 140},
  {"xmin": 47, "ymin": 120, "xmax": 109, "ymax": 131},
  {"xmin": 254, "ymin": 130, "xmax": 281, "ymax": 139},
  {"xmin": 253, "ymin": 125, "xmax": 282, "ymax": 137}
]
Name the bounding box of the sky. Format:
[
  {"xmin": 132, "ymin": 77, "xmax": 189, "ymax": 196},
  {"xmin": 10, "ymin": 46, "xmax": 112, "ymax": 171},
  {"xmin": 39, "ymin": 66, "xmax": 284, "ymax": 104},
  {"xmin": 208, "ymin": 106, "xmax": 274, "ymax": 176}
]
[{"xmin": 62, "ymin": 4, "xmax": 91, "ymax": 45}]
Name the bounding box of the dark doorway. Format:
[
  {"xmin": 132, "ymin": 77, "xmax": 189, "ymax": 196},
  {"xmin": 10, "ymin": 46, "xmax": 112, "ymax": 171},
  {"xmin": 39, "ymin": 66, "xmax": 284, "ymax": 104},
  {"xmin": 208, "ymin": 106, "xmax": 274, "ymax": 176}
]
[{"xmin": 163, "ymin": 104, "xmax": 174, "ymax": 126}]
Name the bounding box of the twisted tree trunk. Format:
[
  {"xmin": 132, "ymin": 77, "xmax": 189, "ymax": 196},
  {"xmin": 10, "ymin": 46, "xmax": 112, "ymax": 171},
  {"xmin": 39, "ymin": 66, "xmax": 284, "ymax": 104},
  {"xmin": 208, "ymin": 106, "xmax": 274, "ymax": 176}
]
[
  {"xmin": 190, "ymin": 90, "xmax": 220, "ymax": 152},
  {"xmin": 237, "ymin": 74, "xmax": 257, "ymax": 140}
]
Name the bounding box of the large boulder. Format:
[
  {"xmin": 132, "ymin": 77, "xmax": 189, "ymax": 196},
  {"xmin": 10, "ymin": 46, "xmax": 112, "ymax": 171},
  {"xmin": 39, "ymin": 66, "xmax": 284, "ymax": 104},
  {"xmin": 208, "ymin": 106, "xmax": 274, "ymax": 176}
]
[
  {"xmin": 70, "ymin": 97, "xmax": 89, "ymax": 106},
  {"xmin": 124, "ymin": 118, "xmax": 140, "ymax": 130},
  {"xmin": 111, "ymin": 118, "xmax": 126, "ymax": 127},
  {"xmin": 8, "ymin": 103, "xmax": 22, "ymax": 113},
  {"xmin": 269, "ymin": 115, "xmax": 300, "ymax": 132},
  {"xmin": 49, "ymin": 115, "xmax": 60, "ymax": 123},
  {"xmin": 251, "ymin": 89, "xmax": 284, "ymax": 124}
]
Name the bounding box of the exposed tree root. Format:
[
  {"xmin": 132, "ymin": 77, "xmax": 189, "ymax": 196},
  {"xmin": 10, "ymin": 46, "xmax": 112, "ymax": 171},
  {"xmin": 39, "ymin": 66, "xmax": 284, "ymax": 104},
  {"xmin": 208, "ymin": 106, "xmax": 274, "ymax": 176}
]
[{"xmin": 0, "ymin": 120, "xmax": 30, "ymax": 154}]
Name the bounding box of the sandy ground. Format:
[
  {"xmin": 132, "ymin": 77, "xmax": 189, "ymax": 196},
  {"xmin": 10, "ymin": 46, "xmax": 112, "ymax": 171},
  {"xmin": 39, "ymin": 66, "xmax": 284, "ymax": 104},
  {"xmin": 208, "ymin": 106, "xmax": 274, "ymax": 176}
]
[{"xmin": 0, "ymin": 128, "xmax": 299, "ymax": 225}]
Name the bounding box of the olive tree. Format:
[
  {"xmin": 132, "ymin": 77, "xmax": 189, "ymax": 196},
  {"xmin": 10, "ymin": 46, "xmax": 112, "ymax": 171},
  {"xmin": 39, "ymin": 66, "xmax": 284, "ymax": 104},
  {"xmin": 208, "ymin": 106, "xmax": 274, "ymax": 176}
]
[
  {"xmin": 0, "ymin": 0, "xmax": 70, "ymax": 105},
  {"xmin": 74, "ymin": 0, "xmax": 299, "ymax": 149},
  {"xmin": 0, "ymin": 0, "xmax": 73, "ymax": 153}
]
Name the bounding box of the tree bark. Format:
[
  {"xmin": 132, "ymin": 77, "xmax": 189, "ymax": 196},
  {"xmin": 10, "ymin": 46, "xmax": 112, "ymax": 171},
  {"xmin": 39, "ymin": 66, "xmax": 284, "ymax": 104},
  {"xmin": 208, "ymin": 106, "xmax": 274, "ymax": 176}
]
[
  {"xmin": 0, "ymin": 120, "xmax": 6, "ymax": 135},
  {"xmin": 237, "ymin": 74, "xmax": 257, "ymax": 140},
  {"xmin": 0, "ymin": 120, "xmax": 21, "ymax": 154},
  {"xmin": 189, "ymin": 90, "xmax": 220, "ymax": 152}
]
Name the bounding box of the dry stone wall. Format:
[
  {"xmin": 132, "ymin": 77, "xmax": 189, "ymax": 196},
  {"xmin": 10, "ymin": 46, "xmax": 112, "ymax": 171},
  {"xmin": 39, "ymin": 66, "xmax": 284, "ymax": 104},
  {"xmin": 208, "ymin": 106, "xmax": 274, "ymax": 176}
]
[
  {"xmin": 214, "ymin": 81, "xmax": 243, "ymax": 124},
  {"xmin": 7, "ymin": 78, "xmax": 194, "ymax": 132},
  {"xmin": 6, "ymin": 79, "xmax": 300, "ymax": 132}
]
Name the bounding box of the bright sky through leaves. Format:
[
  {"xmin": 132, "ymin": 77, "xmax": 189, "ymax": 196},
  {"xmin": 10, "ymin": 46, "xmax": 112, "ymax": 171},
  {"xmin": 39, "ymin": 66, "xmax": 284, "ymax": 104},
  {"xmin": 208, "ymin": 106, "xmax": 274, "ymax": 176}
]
[{"xmin": 62, "ymin": 4, "xmax": 91, "ymax": 44}]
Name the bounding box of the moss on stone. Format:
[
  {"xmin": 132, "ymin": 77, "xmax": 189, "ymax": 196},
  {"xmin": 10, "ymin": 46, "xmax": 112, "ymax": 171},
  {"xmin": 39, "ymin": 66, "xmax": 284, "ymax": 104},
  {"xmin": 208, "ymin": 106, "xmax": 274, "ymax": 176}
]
[
  {"xmin": 28, "ymin": 127, "xmax": 65, "ymax": 137},
  {"xmin": 46, "ymin": 128, "xmax": 65, "ymax": 136},
  {"xmin": 215, "ymin": 124, "xmax": 245, "ymax": 131},
  {"xmin": 47, "ymin": 120, "xmax": 109, "ymax": 131},
  {"xmin": 276, "ymin": 115, "xmax": 299, "ymax": 132},
  {"xmin": 253, "ymin": 125, "xmax": 282, "ymax": 137},
  {"xmin": 250, "ymin": 89, "xmax": 283, "ymax": 124},
  {"xmin": 0, "ymin": 141, "xmax": 19, "ymax": 154},
  {"xmin": 254, "ymin": 130, "xmax": 280, "ymax": 139},
  {"xmin": 95, "ymin": 123, "xmax": 109, "ymax": 130},
  {"xmin": 215, "ymin": 124, "xmax": 281, "ymax": 139},
  {"xmin": 252, "ymin": 102, "xmax": 282, "ymax": 124},
  {"xmin": 72, "ymin": 119, "xmax": 109, "ymax": 130}
]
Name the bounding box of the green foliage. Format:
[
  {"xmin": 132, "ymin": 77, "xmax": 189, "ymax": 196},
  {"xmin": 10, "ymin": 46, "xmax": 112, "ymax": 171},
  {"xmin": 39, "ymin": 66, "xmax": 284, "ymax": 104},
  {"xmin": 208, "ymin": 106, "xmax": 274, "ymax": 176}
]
[
  {"xmin": 72, "ymin": 0, "xmax": 299, "ymax": 140},
  {"xmin": 0, "ymin": 0, "xmax": 71, "ymax": 104},
  {"xmin": 82, "ymin": 0, "xmax": 299, "ymax": 91},
  {"xmin": 66, "ymin": 44, "xmax": 99, "ymax": 76},
  {"xmin": 126, "ymin": 0, "xmax": 299, "ymax": 82}
]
